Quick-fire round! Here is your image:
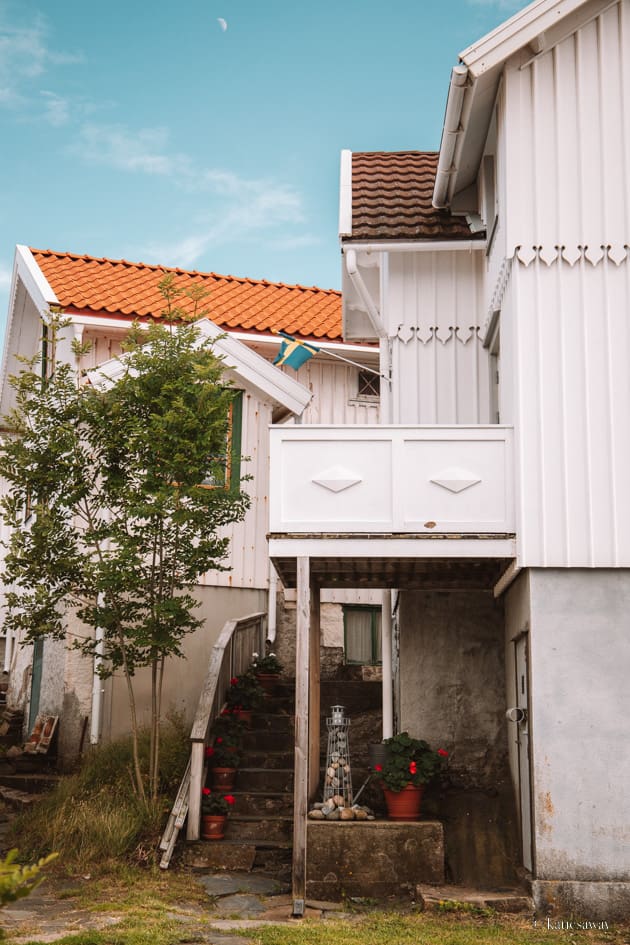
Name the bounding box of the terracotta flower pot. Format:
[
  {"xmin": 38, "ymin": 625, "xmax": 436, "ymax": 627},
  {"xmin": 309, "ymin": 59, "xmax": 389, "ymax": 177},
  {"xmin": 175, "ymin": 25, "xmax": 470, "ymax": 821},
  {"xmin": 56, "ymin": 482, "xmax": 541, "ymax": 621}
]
[
  {"xmin": 255, "ymin": 673, "xmax": 279, "ymax": 695},
  {"xmin": 235, "ymin": 708, "xmax": 252, "ymax": 726},
  {"xmin": 201, "ymin": 814, "xmax": 226, "ymax": 840},
  {"xmin": 211, "ymin": 766, "xmax": 237, "ymax": 790},
  {"xmin": 382, "ymin": 783, "xmax": 424, "ymax": 821}
]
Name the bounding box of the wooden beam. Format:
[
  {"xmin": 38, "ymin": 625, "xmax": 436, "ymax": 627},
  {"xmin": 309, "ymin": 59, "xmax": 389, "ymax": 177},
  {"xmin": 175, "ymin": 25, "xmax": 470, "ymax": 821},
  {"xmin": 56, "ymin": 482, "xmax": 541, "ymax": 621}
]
[
  {"xmin": 187, "ymin": 741, "xmax": 204, "ymax": 841},
  {"xmin": 292, "ymin": 556, "xmax": 310, "ymax": 917},
  {"xmin": 308, "ymin": 584, "xmax": 321, "ymax": 802}
]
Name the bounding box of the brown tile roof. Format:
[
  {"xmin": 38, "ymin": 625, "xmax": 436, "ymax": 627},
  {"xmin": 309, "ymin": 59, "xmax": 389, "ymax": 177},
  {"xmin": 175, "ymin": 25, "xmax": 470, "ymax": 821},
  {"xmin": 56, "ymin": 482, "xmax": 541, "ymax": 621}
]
[
  {"xmin": 350, "ymin": 151, "xmax": 477, "ymax": 242},
  {"xmin": 31, "ymin": 249, "xmax": 343, "ymax": 343}
]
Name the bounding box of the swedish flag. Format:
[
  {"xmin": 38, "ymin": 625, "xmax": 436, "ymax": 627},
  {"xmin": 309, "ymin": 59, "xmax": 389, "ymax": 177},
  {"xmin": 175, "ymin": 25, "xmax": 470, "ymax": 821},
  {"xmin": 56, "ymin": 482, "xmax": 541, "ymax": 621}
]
[{"xmin": 273, "ymin": 332, "xmax": 320, "ymax": 370}]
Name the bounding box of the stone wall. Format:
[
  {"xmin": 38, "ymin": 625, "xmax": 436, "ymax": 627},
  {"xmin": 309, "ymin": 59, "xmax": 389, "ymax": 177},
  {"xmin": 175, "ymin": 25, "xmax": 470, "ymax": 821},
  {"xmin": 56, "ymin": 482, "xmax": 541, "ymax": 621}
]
[{"xmin": 398, "ymin": 589, "xmax": 519, "ymax": 887}]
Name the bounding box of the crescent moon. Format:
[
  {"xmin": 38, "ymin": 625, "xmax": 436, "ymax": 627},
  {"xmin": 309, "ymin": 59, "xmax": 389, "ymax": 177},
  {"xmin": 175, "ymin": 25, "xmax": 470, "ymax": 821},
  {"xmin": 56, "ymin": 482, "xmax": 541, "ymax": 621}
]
[{"xmin": 217, "ymin": 17, "xmax": 227, "ymax": 31}]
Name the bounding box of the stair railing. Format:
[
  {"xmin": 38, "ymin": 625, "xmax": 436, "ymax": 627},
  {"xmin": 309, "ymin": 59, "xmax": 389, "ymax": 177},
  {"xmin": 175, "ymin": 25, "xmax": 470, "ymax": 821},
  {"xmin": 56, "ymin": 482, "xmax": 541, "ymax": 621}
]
[{"xmin": 186, "ymin": 611, "xmax": 267, "ymax": 842}]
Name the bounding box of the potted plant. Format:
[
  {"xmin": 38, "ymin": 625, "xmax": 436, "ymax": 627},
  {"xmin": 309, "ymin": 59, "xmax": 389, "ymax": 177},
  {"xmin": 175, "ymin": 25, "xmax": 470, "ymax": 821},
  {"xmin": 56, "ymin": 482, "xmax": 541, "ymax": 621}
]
[
  {"xmin": 373, "ymin": 731, "xmax": 448, "ymax": 821},
  {"xmin": 211, "ymin": 711, "xmax": 246, "ymax": 748},
  {"xmin": 206, "ymin": 740, "xmax": 241, "ymax": 790},
  {"xmin": 201, "ymin": 787, "xmax": 235, "ymax": 840},
  {"xmin": 225, "ymin": 670, "xmax": 264, "ymax": 723},
  {"xmin": 251, "ymin": 651, "xmax": 283, "ymax": 694}
]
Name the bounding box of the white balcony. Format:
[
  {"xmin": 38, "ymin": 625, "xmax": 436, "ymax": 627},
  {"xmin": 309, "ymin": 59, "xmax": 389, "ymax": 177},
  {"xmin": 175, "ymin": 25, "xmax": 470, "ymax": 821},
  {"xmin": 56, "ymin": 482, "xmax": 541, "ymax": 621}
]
[{"xmin": 269, "ymin": 425, "xmax": 514, "ymax": 537}]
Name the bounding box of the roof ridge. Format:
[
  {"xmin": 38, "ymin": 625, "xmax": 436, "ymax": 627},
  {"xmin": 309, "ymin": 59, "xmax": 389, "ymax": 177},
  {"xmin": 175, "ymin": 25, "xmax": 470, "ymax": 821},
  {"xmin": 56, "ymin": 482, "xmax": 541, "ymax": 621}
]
[{"xmin": 29, "ymin": 248, "xmax": 341, "ymax": 297}]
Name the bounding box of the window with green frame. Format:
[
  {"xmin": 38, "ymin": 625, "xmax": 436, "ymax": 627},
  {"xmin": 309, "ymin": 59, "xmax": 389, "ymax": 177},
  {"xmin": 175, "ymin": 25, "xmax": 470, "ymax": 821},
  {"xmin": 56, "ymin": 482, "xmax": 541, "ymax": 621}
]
[
  {"xmin": 201, "ymin": 390, "xmax": 243, "ymax": 492},
  {"xmin": 344, "ymin": 605, "xmax": 382, "ymax": 665}
]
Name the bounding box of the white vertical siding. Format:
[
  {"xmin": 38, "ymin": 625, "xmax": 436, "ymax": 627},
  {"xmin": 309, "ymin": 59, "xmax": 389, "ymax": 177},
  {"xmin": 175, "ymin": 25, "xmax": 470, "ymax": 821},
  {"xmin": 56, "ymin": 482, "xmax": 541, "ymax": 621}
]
[
  {"xmin": 512, "ymin": 259, "xmax": 630, "ymax": 567},
  {"xmin": 283, "ymin": 358, "xmax": 380, "ymax": 426},
  {"xmin": 385, "ymin": 251, "xmax": 493, "ymax": 424},
  {"xmin": 504, "ymin": 0, "xmax": 630, "ymax": 264}
]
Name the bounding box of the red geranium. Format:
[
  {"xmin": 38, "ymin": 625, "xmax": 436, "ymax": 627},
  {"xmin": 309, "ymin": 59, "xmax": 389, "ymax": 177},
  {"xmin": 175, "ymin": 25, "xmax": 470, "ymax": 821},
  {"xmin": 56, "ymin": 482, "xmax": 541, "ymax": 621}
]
[
  {"xmin": 409, "ymin": 761, "xmax": 417, "ymax": 775},
  {"xmin": 205, "ymin": 746, "xmax": 214, "ymax": 758},
  {"xmin": 230, "ymin": 677, "xmax": 239, "ymax": 686},
  {"xmin": 215, "ymin": 737, "xmax": 223, "ymax": 744},
  {"xmin": 438, "ymin": 749, "xmax": 449, "ymax": 758},
  {"xmin": 374, "ymin": 764, "xmax": 383, "ymax": 772},
  {"xmin": 224, "ymin": 795, "xmax": 235, "ymax": 806},
  {"xmin": 202, "ymin": 787, "xmax": 211, "ymax": 796}
]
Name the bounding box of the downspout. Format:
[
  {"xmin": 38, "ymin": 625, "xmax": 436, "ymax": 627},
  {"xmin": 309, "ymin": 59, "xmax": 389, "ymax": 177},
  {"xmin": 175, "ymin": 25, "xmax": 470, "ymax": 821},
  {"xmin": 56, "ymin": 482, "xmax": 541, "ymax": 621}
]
[
  {"xmin": 433, "ymin": 64, "xmax": 469, "ymax": 210},
  {"xmin": 90, "ymin": 601, "xmax": 105, "ymax": 746},
  {"xmin": 267, "ymin": 561, "xmax": 278, "ymax": 645}
]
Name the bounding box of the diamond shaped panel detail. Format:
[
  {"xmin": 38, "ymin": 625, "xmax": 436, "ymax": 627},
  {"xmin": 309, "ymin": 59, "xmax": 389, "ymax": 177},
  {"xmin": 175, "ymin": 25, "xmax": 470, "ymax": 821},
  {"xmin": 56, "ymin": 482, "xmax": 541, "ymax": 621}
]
[
  {"xmin": 430, "ymin": 466, "xmax": 481, "ymax": 494},
  {"xmin": 312, "ymin": 466, "xmax": 362, "ymax": 494}
]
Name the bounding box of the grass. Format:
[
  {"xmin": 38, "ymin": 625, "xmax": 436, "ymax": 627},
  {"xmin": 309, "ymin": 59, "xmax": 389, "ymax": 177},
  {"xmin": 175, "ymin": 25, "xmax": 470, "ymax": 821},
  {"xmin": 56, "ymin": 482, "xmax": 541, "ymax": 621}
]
[
  {"xmin": 8, "ymin": 910, "xmax": 629, "ymax": 945},
  {"xmin": 7, "ymin": 721, "xmax": 189, "ymax": 874},
  {"xmin": 3, "ymin": 872, "xmax": 628, "ymax": 945}
]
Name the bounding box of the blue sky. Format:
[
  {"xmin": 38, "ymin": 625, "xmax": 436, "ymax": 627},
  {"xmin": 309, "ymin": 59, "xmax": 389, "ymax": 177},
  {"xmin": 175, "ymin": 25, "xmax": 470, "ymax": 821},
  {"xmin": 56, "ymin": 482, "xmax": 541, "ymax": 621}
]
[{"xmin": 0, "ymin": 0, "xmax": 526, "ymax": 323}]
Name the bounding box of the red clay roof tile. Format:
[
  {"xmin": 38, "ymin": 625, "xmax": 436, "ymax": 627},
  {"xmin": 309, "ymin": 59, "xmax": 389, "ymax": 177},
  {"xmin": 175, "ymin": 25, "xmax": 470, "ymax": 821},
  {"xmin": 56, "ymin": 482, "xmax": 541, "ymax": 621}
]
[
  {"xmin": 31, "ymin": 249, "xmax": 343, "ymax": 343},
  {"xmin": 350, "ymin": 152, "xmax": 478, "ymax": 242}
]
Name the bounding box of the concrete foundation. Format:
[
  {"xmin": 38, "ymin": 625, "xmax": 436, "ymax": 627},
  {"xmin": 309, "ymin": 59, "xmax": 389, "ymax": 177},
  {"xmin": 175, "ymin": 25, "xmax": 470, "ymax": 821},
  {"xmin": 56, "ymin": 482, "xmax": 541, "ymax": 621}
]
[
  {"xmin": 306, "ymin": 820, "xmax": 444, "ymax": 900},
  {"xmin": 531, "ymin": 881, "xmax": 630, "ymax": 923}
]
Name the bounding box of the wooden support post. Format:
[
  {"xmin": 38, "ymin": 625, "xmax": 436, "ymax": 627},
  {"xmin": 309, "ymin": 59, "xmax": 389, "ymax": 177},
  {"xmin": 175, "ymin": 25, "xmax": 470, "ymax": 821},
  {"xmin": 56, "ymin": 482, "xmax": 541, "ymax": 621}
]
[
  {"xmin": 308, "ymin": 583, "xmax": 321, "ymax": 802},
  {"xmin": 292, "ymin": 556, "xmax": 310, "ymax": 917},
  {"xmin": 187, "ymin": 740, "xmax": 204, "ymax": 841}
]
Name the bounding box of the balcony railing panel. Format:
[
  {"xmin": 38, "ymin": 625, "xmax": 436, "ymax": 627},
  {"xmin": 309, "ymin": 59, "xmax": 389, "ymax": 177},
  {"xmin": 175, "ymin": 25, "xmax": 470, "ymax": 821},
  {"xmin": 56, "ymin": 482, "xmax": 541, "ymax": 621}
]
[{"xmin": 269, "ymin": 425, "xmax": 514, "ymax": 535}]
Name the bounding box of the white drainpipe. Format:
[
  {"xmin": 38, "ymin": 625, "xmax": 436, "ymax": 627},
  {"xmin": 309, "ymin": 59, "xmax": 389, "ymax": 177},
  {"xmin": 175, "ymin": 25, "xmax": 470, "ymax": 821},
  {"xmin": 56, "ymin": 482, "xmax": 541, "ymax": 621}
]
[
  {"xmin": 433, "ymin": 64, "xmax": 469, "ymax": 210},
  {"xmin": 90, "ymin": 611, "xmax": 105, "ymax": 745},
  {"xmin": 267, "ymin": 560, "xmax": 278, "ymax": 645},
  {"xmin": 344, "ymin": 249, "xmax": 386, "ymax": 338}
]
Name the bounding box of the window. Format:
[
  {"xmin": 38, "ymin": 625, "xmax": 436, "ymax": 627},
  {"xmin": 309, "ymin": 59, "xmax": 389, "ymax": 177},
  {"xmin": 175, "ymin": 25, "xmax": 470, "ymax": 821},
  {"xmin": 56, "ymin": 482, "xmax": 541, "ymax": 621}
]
[
  {"xmin": 201, "ymin": 390, "xmax": 243, "ymax": 491},
  {"xmin": 356, "ymin": 369, "xmax": 380, "ymax": 400},
  {"xmin": 344, "ymin": 606, "xmax": 382, "ymax": 665}
]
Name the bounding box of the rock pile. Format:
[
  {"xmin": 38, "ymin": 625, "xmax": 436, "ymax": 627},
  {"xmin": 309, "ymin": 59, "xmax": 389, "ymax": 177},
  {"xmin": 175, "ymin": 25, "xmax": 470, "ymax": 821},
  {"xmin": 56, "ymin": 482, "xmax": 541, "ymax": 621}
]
[{"xmin": 307, "ymin": 795, "xmax": 375, "ymax": 821}]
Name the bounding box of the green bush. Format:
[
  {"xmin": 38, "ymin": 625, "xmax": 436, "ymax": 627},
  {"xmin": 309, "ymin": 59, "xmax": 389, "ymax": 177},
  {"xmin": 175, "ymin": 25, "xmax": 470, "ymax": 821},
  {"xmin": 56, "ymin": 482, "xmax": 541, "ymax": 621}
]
[{"xmin": 0, "ymin": 849, "xmax": 57, "ymax": 907}]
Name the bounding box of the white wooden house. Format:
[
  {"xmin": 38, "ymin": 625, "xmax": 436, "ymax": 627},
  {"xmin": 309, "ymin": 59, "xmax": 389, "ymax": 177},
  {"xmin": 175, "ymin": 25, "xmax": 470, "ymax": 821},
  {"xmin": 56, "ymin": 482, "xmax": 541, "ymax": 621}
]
[
  {"xmin": 270, "ymin": 0, "xmax": 630, "ymax": 919},
  {"xmin": 0, "ymin": 246, "xmax": 379, "ymax": 764}
]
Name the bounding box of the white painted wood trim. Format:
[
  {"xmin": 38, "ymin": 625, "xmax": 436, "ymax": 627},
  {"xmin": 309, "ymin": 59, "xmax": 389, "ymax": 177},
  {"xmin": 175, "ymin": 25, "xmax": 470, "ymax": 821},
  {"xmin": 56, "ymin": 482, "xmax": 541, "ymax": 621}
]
[
  {"xmin": 269, "ymin": 537, "xmax": 517, "ymax": 559},
  {"xmin": 339, "ymin": 150, "xmax": 353, "ymax": 238},
  {"xmin": 460, "ymin": 0, "xmax": 611, "ymax": 76},
  {"xmin": 342, "ymin": 240, "xmax": 486, "ymax": 254},
  {"xmin": 15, "ymin": 245, "xmax": 58, "ymax": 313},
  {"xmin": 292, "ymin": 556, "xmax": 310, "ymax": 914}
]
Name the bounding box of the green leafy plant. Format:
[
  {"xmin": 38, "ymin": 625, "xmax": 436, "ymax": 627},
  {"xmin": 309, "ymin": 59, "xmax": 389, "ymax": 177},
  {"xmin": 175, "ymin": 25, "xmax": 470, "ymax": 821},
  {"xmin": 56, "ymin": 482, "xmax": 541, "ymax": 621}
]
[
  {"xmin": 251, "ymin": 651, "xmax": 283, "ymax": 675},
  {"xmin": 0, "ymin": 283, "xmax": 250, "ymax": 805},
  {"xmin": 374, "ymin": 732, "xmax": 448, "ymax": 792},
  {"xmin": 209, "ymin": 712, "xmax": 247, "ymax": 749},
  {"xmin": 225, "ymin": 670, "xmax": 264, "ymax": 711},
  {"xmin": 205, "ymin": 740, "xmax": 241, "ymax": 767},
  {"xmin": 0, "ymin": 849, "xmax": 58, "ymax": 907},
  {"xmin": 201, "ymin": 788, "xmax": 235, "ymax": 815}
]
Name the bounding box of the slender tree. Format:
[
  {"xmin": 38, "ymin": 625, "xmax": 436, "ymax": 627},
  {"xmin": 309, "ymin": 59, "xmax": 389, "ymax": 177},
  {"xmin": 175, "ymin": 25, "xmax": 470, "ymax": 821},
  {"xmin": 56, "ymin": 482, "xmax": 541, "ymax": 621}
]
[{"xmin": 0, "ymin": 282, "xmax": 250, "ymax": 802}]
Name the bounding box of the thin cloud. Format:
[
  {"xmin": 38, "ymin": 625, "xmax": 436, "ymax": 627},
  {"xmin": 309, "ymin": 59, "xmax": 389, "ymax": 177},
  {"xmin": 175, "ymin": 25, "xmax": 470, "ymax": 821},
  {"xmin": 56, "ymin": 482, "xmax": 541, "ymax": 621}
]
[
  {"xmin": 0, "ymin": 8, "xmax": 83, "ymax": 109},
  {"xmin": 75, "ymin": 123, "xmax": 192, "ymax": 176},
  {"xmin": 41, "ymin": 90, "xmax": 70, "ymax": 126}
]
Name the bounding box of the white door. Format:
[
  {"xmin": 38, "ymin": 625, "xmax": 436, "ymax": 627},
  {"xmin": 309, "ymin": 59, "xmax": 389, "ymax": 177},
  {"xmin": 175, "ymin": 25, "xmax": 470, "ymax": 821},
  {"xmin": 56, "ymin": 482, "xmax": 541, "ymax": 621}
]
[{"xmin": 514, "ymin": 635, "xmax": 533, "ymax": 871}]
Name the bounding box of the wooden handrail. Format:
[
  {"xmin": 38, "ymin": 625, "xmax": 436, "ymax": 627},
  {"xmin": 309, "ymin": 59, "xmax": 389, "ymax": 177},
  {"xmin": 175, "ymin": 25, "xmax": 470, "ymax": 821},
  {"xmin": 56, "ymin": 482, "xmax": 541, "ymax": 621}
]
[{"xmin": 186, "ymin": 611, "xmax": 266, "ymax": 841}]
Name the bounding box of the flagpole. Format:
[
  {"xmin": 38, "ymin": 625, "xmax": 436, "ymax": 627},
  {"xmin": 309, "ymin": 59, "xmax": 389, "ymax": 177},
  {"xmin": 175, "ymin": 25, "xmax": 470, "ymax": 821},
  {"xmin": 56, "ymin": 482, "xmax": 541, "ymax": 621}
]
[{"xmin": 271, "ymin": 330, "xmax": 384, "ymax": 378}]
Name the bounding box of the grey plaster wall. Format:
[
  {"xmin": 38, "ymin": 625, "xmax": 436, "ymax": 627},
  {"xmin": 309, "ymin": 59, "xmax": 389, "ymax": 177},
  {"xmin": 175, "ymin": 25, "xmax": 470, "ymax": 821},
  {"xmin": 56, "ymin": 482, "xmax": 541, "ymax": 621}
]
[
  {"xmin": 528, "ymin": 569, "xmax": 630, "ymax": 884},
  {"xmin": 398, "ymin": 588, "xmax": 519, "ymax": 886}
]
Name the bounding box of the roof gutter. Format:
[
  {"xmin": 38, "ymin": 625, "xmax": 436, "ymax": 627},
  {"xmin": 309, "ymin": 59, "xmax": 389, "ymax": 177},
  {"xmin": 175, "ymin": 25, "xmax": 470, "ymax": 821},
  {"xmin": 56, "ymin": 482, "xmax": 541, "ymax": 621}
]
[
  {"xmin": 344, "ymin": 248, "xmax": 386, "ymax": 339},
  {"xmin": 432, "ymin": 64, "xmax": 469, "ymax": 210}
]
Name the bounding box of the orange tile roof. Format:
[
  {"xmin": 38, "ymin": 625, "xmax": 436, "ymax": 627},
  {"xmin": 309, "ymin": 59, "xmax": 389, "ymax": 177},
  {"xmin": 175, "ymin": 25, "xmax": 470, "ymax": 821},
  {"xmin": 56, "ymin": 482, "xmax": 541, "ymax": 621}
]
[
  {"xmin": 350, "ymin": 151, "xmax": 479, "ymax": 241},
  {"xmin": 31, "ymin": 249, "xmax": 343, "ymax": 343}
]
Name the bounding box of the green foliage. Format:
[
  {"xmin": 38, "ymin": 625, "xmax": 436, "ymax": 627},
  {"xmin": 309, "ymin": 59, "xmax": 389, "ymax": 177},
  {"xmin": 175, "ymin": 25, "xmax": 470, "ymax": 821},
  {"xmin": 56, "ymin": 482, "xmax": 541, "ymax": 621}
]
[
  {"xmin": 376, "ymin": 732, "xmax": 448, "ymax": 791},
  {"xmin": 0, "ymin": 298, "xmax": 250, "ymax": 802},
  {"xmin": 8, "ymin": 723, "xmax": 188, "ymax": 870},
  {"xmin": 200, "ymin": 788, "xmax": 235, "ymax": 815},
  {"xmin": 0, "ymin": 849, "xmax": 58, "ymax": 907},
  {"xmin": 251, "ymin": 651, "xmax": 283, "ymax": 675},
  {"xmin": 209, "ymin": 711, "xmax": 247, "ymax": 749},
  {"xmin": 225, "ymin": 670, "xmax": 264, "ymax": 711}
]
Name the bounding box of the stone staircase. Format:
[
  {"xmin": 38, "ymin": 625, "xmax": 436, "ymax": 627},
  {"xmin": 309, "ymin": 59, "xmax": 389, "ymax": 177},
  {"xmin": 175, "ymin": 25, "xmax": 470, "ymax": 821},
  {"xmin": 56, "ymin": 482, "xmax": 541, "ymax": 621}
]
[{"xmin": 184, "ymin": 680, "xmax": 295, "ymax": 877}]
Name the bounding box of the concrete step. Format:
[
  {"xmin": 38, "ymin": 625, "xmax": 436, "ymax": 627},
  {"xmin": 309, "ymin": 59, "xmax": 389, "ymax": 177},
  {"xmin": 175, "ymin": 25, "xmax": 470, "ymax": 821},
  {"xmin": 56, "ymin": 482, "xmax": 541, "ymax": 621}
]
[
  {"xmin": 250, "ymin": 713, "xmax": 294, "ymax": 734},
  {"xmin": 418, "ymin": 884, "xmax": 534, "ymax": 915},
  {"xmin": 226, "ymin": 815, "xmax": 293, "ymax": 844},
  {"xmin": 0, "ymin": 785, "xmax": 44, "ymax": 809},
  {"xmin": 182, "ymin": 841, "xmax": 257, "ymax": 872},
  {"xmin": 231, "ymin": 791, "xmax": 293, "ymax": 816},
  {"xmin": 236, "ymin": 768, "xmax": 293, "ymax": 793},
  {"xmin": 242, "ymin": 730, "xmax": 294, "ymax": 752},
  {"xmin": 253, "ymin": 841, "xmax": 292, "ymax": 874},
  {"xmin": 243, "ymin": 750, "xmax": 294, "ymax": 770}
]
